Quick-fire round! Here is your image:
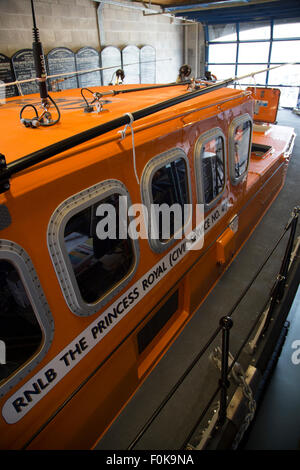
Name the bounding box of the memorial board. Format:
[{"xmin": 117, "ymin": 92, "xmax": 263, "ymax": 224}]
[
  {"xmin": 140, "ymin": 45, "xmax": 156, "ymax": 84},
  {"xmin": 0, "ymin": 53, "xmax": 18, "ymax": 99},
  {"xmin": 47, "ymin": 47, "xmax": 78, "ymax": 91},
  {"xmin": 101, "ymin": 46, "xmax": 121, "ymax": 85},
  {"xmin": 11, "ymin": 49, "xmax": 39, "ymax": 95},
  {"xmin": 75, "ymin": 47, "xmax": 102, "ymax": 88},
  {"xmin": 122, "ymin": 45, "xmax": 140, "ymax": 85}
]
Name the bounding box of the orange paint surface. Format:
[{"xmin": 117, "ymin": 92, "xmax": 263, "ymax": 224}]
[{"xmin": 0, "ymin": 84, "xmax": 295, "ymax": 449}]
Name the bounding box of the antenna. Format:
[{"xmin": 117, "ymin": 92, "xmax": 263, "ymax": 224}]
[
  {"xmin": 31, "ymin": 0, "xmax": 37, "ymax": 30},
  {"xmin": 19, "ymin": 0, "xmax": 60, "ymax": 128},
  {"xmin": 30, "ymin": 0, "xmax": 48, "ymax": 104}
]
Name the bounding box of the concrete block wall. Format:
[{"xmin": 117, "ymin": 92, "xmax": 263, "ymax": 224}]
[
  {"xmin": 0, "ymin": 0, "xmax": 184, "ymax": 83},
  {"xmin": 0, "ymin": 0, "xmax": 99, "ymax": 56},
  {"xmin": 100, "ymin": 3, "xmax": 184, "ymax": 83}
]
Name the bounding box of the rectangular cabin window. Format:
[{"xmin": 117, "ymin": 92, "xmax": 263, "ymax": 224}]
[
  {"xmin": 194, "ymin": 128, "xmax": 226, "ymax": 210},
  {"xmin": 233, "ymin": 120, "xmax": 252, "ymax": 179},
  {"xmin": 0, "ymin": 261, "xmax": 43, "ymax": 384},
  {"xmin": 141, "ymin": 148, "xmax": 191, "ymax": 253},
  {"xmin": 201, "ymin": 136, "xmax": 225, "ymax": 204},
  {"xmin": 229, "ymin": 115, "xmax": 252, "ymax": 184},
  {"xmin": 151, "ymin": 157, "xmax": 190, "ymax": 242},
  {"xmin": 64, "ymin": 193, "xmax": 135, "ymax": 304}
]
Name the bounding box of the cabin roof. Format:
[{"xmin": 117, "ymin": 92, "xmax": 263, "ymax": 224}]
[{"xmin": 1, "ymin": 84, "xmax": 246, "ymax": 165}]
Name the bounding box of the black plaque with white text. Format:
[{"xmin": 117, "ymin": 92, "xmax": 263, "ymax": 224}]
[
  {"xmin": 0, "ymin": 53, "xmax": 18, "ymax": 98},
  {"xmin": 47, "ymin": 47, "xmax": 78, "ymax": 91},
  {"xmin": 75, "ymin": 47, "xmax": 102, "ymax": 88},
  {"xmin": 11, "ymin": 49, "xmax": 39, "ymax": 95}
]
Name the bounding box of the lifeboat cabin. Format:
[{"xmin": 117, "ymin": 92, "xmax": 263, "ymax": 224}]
[{"xmin": 0, "ymin": 80, "xmax": 296, "ymax": 449}]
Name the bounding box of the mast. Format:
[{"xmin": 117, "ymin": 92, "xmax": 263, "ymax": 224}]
[{"xmin": 30, "ymin": 0, "xmax": 48, "ymax": 106}]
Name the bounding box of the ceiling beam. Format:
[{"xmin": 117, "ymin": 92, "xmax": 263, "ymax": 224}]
[
  {"xmin": 164, "ymin": 0, "xmax": 280, "ymax": 14},
  {"xmin": 93, "ymin": 0, "xmax": 163, "ymax": 12},
  {"xmin": 93, "ymin": 0, "xmax": 199, "ymax": 23}
]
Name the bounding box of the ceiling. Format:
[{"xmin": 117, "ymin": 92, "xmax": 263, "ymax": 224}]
[
  {"xmin": 136, "ymin": 0, "xmax": 300, "ymax": 24},
  {"xmin": 142, "ymin": 0, "xmax": 227, "ymax": 4}
]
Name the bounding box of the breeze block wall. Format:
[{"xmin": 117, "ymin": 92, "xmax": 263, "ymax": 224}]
[
  {"xmin": 0, "ymin": 0, "xmax": 184, "ymax": 84},
  {"xmin": 100, "ymin": 3, "xmax": 184, "ymax": 83},
  {"xmin": 0, "ymin": 0, "xmax": 99, "ymax": 56}
]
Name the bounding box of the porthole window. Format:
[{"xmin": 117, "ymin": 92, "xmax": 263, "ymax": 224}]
[
  {"xmin": 0, "ymin": 240, "xmax": 53, "ymax": 398},
  {"xmin": 48, "ymin": 180, "xmax": 140, "ymax": 316},
  {"xmin": 229, "ymin": 114, "xmax": 252, "ymax": 184},
  {"xmin": 141, "ymin": 148, "xmax": 192, "ymax": 253},
  {"xmin": 194, "ymin": 128, "xmax": 226, "ymax": 210}
]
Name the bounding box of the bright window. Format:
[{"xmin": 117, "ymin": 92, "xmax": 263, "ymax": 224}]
[
  {"xmin": 238, "ymin": 42, "xmax": 270, "ymax": 63},
  {"xmin": 206, "ymin": 20, "xmax": 300, "ymax": 108},
  {"xmin": 239, "ymin": 22, "xmax": 271, "ymax": 40},
  {"xmin": 209, "ymin": 64, "xmax": 236, "ymax": 80},
  {"xmin": 209, "ymin": 43, "xmax": 237, "ymax": 64},
  {"xmin": 229, "ymin": 116, "xmax": 252, "ymax": 183},
  {"xmin": 268, "ymin": 64, "xmax": 300, "ymax": 86},
  {"xmin": 271, "ymin": 41, "xmax": 300, "ymax": 63},
  {"xmin": 237, "ymin": 64, "xmax": 267, "ymax": 84},
  {"xmin": 273, "ymin": 19, "xmax": 300, "ymax": 38}
]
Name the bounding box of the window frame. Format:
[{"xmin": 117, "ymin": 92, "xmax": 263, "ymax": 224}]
[
  {"xmin": 194, "ymin": 127, "xmax": 227, "ymax": 211},
  {"xmin": 229, "ymin": 114, "xmax": 253, "ymax": 185},
  {"xmin": 0, "ymin": 239, "xmax": 54, "ymax": 398},
  {"xmin": 205, "ymin": 20, "xmax": 300, "ymax": 108},
  {"xmin": 47, "ymin": 179, "xmax": 140, "ymax": 317},
  {"xmin": 141, "ymin": 148, "xmax": 192, "ymax": 254}
]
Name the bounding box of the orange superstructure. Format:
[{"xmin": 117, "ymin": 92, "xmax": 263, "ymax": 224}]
[{"xmin": 0, "ymin": 83, "xmax": 295, "ymax": 449}]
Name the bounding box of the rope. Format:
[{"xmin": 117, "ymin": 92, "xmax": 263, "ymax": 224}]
[
  {"xmin": 118, "ymin": 112, "xmax": 139, "ymax": 185},
  {"xmin": 0, "ymin": 59, "xmax": 171, "ymax": 89}
]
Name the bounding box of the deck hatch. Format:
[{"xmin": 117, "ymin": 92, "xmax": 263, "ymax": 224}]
[
  {"xmin": 137, "ymin": 290, "xmax": 179, "ymax": 355},
  {"xmin": 251, "ymin": 143, "xmax": 273, "ymax": 158}
]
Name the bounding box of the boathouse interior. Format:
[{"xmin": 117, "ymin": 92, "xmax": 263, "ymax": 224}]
[{"xmin": 0, "ymin": 0, "xmax": 300, "ymax": 452}]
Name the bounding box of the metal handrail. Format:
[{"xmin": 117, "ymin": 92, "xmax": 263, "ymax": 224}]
[
  {"xmin": 127, "ymin": 324, "xmax": 222, "ymax": 450},
  {"xmin": 128, "ymin": 206, "xmax": 299, "ymax": 450}
]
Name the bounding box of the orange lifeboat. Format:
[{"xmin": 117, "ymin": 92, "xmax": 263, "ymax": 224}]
[{"xmin": 0, "ymin": 70, "xmax": 296, "ymax": 449}]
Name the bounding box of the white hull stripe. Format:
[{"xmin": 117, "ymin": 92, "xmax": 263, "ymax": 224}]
[{"xmin": 2, "ymin": 199, "xmax": 228, "ymax": 424}]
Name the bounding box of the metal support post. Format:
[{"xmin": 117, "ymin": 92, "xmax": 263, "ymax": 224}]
[{"xmin": 217, "ymin": 315, "xmax": 233, "ymax": 427}]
